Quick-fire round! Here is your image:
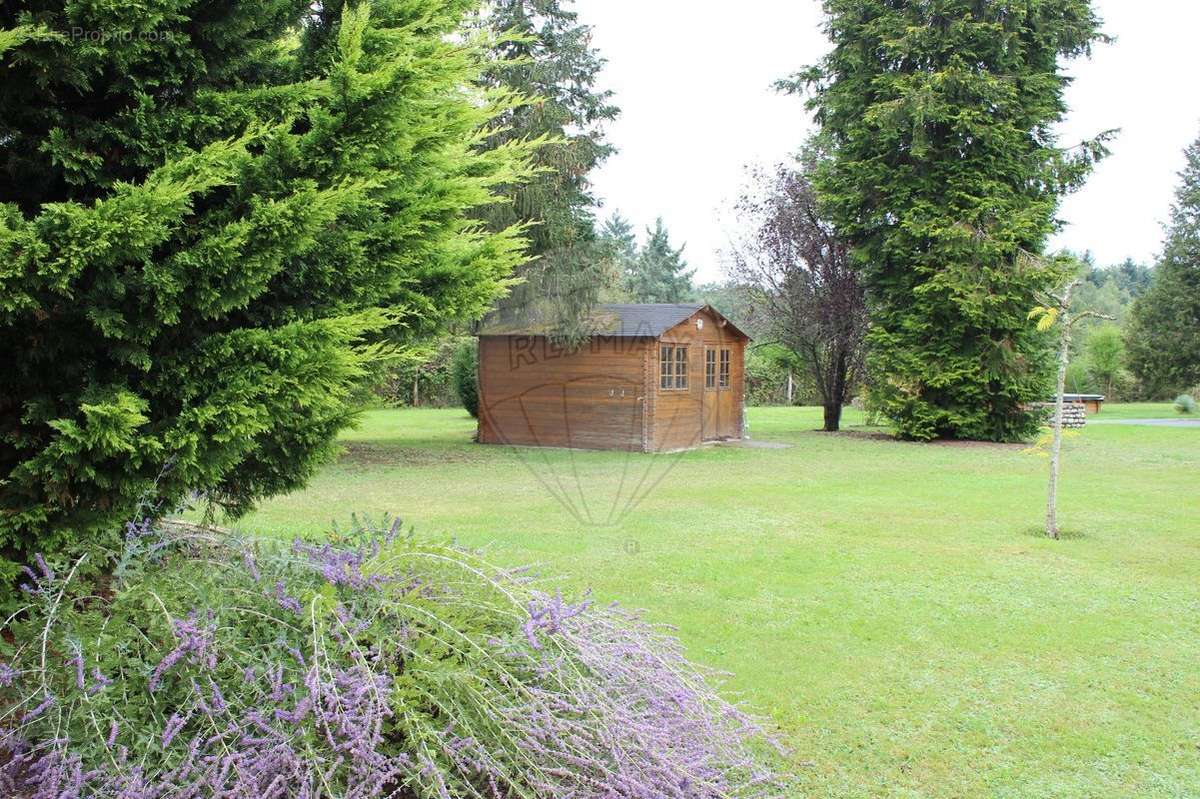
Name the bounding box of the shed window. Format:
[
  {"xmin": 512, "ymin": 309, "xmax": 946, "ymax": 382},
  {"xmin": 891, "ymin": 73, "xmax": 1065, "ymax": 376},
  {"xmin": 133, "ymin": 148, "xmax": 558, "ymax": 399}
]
[
  {"xmin": 705, "ymin": 349, "xmax": 717, "ymax": 388},
  {"xmin": 719, "ymin": 349, "xmax": 730, "ymax": 388},
  {"xmin": 660, "ymin": 346, "xmax": 688, "ymax": 390}
]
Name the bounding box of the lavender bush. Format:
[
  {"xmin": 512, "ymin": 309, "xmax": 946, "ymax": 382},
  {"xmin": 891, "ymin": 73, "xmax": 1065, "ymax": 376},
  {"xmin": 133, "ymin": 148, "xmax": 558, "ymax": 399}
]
[{"xmin": 0, "ymin": 518, "xmax": 786, "ymax": 797}]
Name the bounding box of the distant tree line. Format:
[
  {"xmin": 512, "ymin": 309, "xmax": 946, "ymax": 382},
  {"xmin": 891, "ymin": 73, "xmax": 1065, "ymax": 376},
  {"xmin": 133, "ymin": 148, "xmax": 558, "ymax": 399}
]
[
  {"xmin": 1125, "ymin": 133, "xmax": 1200, "ymax": 399},
  {"xmin": 1051, "ymin": 131, "xmax": 1200, "ymax": 402},
  {"xmin": 600, "ymin": 214, "xmax": 696, "ymax": 303}
]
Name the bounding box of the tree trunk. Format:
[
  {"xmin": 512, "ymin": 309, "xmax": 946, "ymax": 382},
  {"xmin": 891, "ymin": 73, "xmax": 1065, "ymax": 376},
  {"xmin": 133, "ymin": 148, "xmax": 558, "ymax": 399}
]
[
  {"xmin": 1046, "ymin": 293, "xmax": 1074, "ymax": 540},
  {"xmin": 819, "ymin": 350, "xmax": 848, "ymax": 432},
  {"xmin": 786, "ymin": 369, "xmax": 794, "ymax": 404},
  {"xmin": 412, "ymin": 373, "xmax": 419, "ymax": 408},
  {"xmin": 823, "ymin": 402, "xmax": 841, "ymax": 432}
]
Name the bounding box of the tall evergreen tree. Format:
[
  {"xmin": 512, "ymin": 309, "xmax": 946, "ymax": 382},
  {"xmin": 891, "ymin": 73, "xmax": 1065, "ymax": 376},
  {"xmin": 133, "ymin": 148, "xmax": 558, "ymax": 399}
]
[
  {"xmin": 0, "ymin": 0, "xmax": 533, "ymax": 584},
  {"xmin": 474, "ymin": 0, "xmax": 619, "ymax": 337},
  {"xmin": 1126, "ymin": 134, "xmax": 1200, "ymax": 396},
  {"xmin": 624, "ymin": 218, "xmax": 695, "ymax": 303},
  {"xmin": 1097, "ymin": 257, "xmax": 1153, "ymax": 298},
  {"xmin": 594, "ymin": 211, "xmax": 637, "ymax": 302},
  {"xmin": 601, "ymin": 211, "xmax": 637, "ymax": 270},
  {"xmin": 789, "ymin": 1, "xmax": 1111, "ymax": 441}
]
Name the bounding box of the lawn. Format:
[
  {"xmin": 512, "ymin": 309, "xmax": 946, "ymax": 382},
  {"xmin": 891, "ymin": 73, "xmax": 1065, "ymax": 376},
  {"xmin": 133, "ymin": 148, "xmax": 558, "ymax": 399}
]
[
  {"xmin": 218, "ymin": 404, "xmax": 1199, "ymax": 798},
  {"xmin": 1087, "ymin": 401, "xmax": 1192, "ymax": 420}
]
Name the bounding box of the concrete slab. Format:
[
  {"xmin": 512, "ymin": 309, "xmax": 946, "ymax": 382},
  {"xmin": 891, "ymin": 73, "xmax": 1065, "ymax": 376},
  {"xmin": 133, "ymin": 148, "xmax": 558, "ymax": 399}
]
[{"xmin": 723, "ymin": 439, "xmax": 793, "ymax": 449}]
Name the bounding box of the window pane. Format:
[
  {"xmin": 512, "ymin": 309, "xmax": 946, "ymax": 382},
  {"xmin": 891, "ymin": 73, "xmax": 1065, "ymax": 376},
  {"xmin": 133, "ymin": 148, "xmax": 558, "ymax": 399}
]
[
  {"xmin": 675, "ymin": 347, "xmax": 687, "ymax": 388},
  {"xmin": 719, "ymin": 349, "xmax": 730, "ymax": 388},
  {"xmin": 705, "ymin": 350, "xmax": 716, "ymax": 388}
]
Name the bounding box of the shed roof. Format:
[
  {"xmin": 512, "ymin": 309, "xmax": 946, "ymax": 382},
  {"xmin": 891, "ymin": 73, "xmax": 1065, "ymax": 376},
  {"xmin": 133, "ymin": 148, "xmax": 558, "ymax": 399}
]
[{"xmin": 476, "ymin": 303, "xmax": 749, "ymax": 339}]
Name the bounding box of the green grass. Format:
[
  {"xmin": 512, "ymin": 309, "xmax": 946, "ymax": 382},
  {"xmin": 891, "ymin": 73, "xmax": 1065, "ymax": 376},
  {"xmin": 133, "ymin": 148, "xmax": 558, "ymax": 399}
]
[
  {"xmin": 1087, "ymin": 401, "xmax": 1180, "ymax": 420},
  {"xmin": 218, "ymin": 405, "xmax": 1200, "ymax": 798}
]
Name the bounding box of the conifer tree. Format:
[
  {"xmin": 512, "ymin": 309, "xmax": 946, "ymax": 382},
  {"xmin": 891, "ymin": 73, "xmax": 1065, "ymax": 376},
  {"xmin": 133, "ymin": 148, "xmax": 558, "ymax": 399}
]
[
  {"xmin": 790, "ymin": 0, "xmax": 1111, "ymax": 441},
  {"xmin": 624, "ymin": 218, "xmax": 695, "ymax": 303},
  {"xmin": 474, "ymin": 0, "xmax": 619, "ymax": 337},
  {"xmin": 1126, "ymin": 133, "xmax": 1200, "ymax": 396},
  {"xmin": 601, "ymin": 212, "xmax": 638, "ymax": 272},
  {"xmin": 0, "ymin": 0, "xmax": 533, "ymax": 583},
  {"xmin": 593, "ymin": 211, "xmax": 638, "ymax": 302}
]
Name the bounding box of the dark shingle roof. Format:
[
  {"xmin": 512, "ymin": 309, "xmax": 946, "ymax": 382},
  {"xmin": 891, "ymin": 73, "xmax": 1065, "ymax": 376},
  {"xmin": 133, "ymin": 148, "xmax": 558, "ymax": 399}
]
[
  {"xmin": 477, "ymin": 303, "xmax": 728, "ymax": 338},
  {"xmin": 591, "ymin": 303, "xmax": 707, "ymax": 337}
]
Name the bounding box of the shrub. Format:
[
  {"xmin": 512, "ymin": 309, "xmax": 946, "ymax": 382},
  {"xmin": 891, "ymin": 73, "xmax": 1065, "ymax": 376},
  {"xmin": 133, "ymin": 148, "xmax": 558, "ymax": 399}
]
[
  {"xmin": 1084, "ymin": 324, "xmax": 1128, "ymax": 400},
  {"xmin": 745, "ymin": 345, "xmax": 812, "ymax": 406},
  {"xmin": 375, "ymin": 336, "xmax": 471, "ymax": 409},
  {"xmin": 745, "ymin": 349, "xmax": 790, "ymax": 406},
  {"xmin": 1064, "ymin": 360, "xmax": 1093, "ymax": 395},
  {"xmin": 453, "ymin": 340, "xmax": 481, "ymax": 418},
  {"xmin": 850, "ymin": 392, "xmax": 885, "ymax": 427},
  {"xmin": 0, "ymin": 520, "xmax": 785, "ymax": 797},
  {"xmin": 1175, "ymin": 394, "xmax": 1197, "ymax": 414},
  {"xmin": 0, "ymin": 1, "xmax": 533, "ymax": 592}
]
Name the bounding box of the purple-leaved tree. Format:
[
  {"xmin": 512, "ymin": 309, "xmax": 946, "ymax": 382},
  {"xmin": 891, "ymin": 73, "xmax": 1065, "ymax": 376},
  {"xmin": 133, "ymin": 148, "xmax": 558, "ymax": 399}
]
[{"xmin": 727, "ymin": 159, "xmax": 867, "ymax": 431}]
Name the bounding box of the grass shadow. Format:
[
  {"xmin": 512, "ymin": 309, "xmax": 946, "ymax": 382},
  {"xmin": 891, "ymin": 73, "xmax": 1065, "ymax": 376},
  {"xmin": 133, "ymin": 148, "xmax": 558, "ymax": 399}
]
[
  {"xmin": 1020, "ymin": 525, "xmax": 1086, "ymax": 540},
  {"xmin": 337, "ymin": 442, "xmax": 489, "ymax": 469}
]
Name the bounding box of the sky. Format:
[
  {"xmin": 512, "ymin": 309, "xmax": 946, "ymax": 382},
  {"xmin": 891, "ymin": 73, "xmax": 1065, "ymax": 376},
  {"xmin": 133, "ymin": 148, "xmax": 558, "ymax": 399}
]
[{"xmin": 576, "ymin": 0, "xmax": 1200, "ymax": 283}]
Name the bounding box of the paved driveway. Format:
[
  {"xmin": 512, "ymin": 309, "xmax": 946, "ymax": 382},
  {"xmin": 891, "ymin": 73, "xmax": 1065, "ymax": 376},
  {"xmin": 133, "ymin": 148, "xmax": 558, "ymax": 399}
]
[{"xmin": 1096, "ymin": 418, "xmax": 1200, "ymax": 428}]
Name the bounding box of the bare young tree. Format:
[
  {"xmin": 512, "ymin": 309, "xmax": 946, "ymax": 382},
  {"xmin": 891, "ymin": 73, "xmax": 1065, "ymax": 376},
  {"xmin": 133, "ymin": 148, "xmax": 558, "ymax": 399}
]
[
  {"xmin": 1029, "ymin": 276, "xmax": 1113, "ymax": 539},
  {"xmin": 727, "ymin": 162, "xmax": 867, "ymax": 431}
]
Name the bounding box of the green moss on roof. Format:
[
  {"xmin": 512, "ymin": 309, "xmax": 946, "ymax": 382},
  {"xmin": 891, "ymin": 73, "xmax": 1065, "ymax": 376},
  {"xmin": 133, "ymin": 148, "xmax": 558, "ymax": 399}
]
[{"xmin": 477, "ymin": 303, "xmax": 708, "ymax": 338}]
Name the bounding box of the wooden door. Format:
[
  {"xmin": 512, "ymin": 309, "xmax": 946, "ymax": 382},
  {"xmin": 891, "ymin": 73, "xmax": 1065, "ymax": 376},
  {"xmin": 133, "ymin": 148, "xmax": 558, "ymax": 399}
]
[
  {"xmin": 701, "ymin": 346, "xmax": 737, "ymax": 440},
  {"xmin": 717, "ymin": 346, "xmax": 736, "ymax": 438},
  {"xmin": 701, "ymin": 347, "xmax": 720, "ymax": 440}
]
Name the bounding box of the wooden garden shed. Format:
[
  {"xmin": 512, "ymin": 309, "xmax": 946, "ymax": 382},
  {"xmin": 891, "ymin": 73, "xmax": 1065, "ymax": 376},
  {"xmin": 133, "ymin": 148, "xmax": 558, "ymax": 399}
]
[{"xmin": 475, "ymin": 303, "xmax": 749, "ymax": 452}]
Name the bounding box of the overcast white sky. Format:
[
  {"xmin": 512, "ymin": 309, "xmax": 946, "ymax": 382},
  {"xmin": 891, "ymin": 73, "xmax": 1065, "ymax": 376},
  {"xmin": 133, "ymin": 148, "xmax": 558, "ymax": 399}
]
[{"xmin": 577, "ymin": 0, "xmax": 1200, "ymax": 282}]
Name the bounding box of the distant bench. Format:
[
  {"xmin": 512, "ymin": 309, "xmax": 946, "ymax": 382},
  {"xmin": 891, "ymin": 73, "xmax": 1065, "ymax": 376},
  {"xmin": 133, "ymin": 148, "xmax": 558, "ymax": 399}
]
[
  {"xmin": 1061, "ymin": 394, "xmax": 1105, "ymax": 414},
  {"xmin": 1030, "ymin": 395, "xmax": 1104, "ymax": 429}
]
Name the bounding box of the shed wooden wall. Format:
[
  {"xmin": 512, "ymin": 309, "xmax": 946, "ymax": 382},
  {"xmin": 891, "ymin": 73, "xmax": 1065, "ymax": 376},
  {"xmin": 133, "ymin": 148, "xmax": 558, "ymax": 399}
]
[
  {"xmin": 649, "ymin": 309, "xmax": 746, "ymax": 452},
  {"xmin": 477, "ymin": 335, "xmax": 651, "ymax": 451},
  {"xmin": 476, "ymin": 308, "xmax": 747, "ymax": 452}
]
